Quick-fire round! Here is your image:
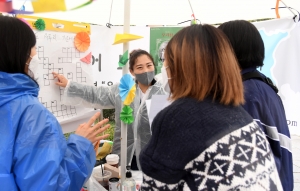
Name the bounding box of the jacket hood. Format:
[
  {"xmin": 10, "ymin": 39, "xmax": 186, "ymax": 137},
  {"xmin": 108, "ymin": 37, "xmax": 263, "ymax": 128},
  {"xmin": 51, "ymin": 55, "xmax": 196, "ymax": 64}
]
[{"xmin": 0, "ymin": 72, "xmax": 39, "ymax": 107}]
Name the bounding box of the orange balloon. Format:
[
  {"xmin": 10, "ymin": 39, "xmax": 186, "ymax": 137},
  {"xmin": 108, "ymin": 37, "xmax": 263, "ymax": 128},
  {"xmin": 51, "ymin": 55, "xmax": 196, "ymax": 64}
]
[{"xmin": 74, "ymin": 31, "xmax": 90, "ymax": 52}]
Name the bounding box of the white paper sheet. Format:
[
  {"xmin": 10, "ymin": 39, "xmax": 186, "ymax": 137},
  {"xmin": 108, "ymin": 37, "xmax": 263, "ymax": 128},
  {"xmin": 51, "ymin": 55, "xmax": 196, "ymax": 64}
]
[
  {"xmin": 147, "ymin": 95, "xmax": 172, "ymax": 129},
  {"xmin": 145, "ymin": 99, "xmax": 151, "ymax": 118}
]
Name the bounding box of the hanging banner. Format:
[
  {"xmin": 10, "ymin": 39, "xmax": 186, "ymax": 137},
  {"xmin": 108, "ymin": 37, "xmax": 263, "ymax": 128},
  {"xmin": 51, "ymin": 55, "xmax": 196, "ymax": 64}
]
[
  {"xmin": 149, "ymin": 27, "xmax": 183, "ymax": 74},
  {"xmin": 253, "ymin": 18, "xmax": 300, "ymax": 135},
  {"xmin": 31, "ymin": 0, "xmax": 67, "ymax": 13}
]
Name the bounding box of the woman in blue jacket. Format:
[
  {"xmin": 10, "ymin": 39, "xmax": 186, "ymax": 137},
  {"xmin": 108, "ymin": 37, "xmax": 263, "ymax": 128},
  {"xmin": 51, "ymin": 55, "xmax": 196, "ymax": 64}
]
[{"xmin": 0, "ymin": 16, "xmax": 110, "ymax": 190}]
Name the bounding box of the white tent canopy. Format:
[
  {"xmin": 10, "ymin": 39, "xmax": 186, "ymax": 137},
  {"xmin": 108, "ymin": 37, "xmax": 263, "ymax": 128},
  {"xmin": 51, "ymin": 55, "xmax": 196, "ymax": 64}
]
[{"xmin": 13, "ymin": 0, "xmax": 300, "ymax": 25}]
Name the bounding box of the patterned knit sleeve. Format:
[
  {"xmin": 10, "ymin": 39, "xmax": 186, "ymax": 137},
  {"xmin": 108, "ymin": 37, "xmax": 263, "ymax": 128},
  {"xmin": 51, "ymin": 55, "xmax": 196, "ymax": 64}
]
[
  {"xmin": 183, "ymin": 121, "xmax": 283, "ymax": 190},
  {"xmin": 140, "ymin": 105, "xmax": 283, "ymax": 191},
  {"xmin": 141, "ymin": 173, "xmax": 185, "ymax": 190}
]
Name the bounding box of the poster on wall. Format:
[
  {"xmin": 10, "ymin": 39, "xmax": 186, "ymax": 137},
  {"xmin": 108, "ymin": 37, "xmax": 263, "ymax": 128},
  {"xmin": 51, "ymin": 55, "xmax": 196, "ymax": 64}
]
[
  {"xmin": 149, "ymin": 27, "xmax": 182, "ymax": 74},
  {"xmin": 33, "ymin": 29, "xmax": 96, "ymax": 133}
]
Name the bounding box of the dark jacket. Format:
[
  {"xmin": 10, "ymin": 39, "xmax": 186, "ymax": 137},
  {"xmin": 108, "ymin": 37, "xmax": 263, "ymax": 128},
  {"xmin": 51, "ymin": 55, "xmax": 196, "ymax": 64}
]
[
  {"xmin": 242, "ymin": 67, "xmax": 293, "ymax": 191},
  {"xmin": 140, "ymin": 97, "xmax": 282, "ymax": 190}
]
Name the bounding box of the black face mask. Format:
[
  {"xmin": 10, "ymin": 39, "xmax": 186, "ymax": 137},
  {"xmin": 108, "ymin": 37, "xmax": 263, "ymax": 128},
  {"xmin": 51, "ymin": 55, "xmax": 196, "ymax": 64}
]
[{"xmin": 135, "ymin": 71, "xmax": 155, "ymax": 85}]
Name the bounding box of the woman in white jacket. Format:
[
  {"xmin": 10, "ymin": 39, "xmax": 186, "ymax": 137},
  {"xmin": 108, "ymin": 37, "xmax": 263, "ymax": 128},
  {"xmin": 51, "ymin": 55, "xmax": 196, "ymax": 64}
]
[{"xmin": 53, "ymin": 49, "xmax": 166, "ymax": 170}]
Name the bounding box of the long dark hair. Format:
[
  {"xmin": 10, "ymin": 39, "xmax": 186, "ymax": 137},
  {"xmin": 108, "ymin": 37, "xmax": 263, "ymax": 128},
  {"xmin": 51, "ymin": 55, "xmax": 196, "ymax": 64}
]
[
  {"xmin": 218, "ymin": 20, "xmax": 265, "ymax": 69},
  {"xmin": 0, "ymin": 16, "xmax": 36, "ymax": 75}
]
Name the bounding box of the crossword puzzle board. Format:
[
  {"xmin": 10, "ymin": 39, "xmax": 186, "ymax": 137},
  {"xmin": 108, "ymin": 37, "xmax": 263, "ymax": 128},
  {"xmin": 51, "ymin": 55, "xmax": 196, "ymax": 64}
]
[
  {"xmin": 32, "ymin": 25, "xmax": 151, "ymax": 133},
  {"xmin": 34, "ymin": 30, "xmax": 95, "ymax": 129}
]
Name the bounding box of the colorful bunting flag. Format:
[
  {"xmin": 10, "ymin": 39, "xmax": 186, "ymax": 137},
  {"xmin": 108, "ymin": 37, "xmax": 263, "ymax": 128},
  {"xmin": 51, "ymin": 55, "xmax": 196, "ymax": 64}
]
[
  {"xmin": 0, "ymin": 1, "xmax": 12, "ymax": 13},
  {"xmin": 31, "ymin": 0, "xmax": 67, "ymax": 13}
]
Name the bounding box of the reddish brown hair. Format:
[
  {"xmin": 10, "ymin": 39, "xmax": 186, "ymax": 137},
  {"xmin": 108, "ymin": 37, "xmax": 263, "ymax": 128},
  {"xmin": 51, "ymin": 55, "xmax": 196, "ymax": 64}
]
[{"xmin": 165, "ymin": 24, "xmax": 244, "ymax": 106}]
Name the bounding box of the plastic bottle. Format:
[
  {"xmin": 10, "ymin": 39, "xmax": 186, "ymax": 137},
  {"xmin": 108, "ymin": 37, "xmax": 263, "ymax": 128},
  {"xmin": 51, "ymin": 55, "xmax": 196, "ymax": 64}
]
[
  {"xmin": 81, "ymin": 182, "xmax": 88, "ymax": 191},
  {"xmin": 122, "ymin": 166, "xmax": 136, "ymax": 191}
]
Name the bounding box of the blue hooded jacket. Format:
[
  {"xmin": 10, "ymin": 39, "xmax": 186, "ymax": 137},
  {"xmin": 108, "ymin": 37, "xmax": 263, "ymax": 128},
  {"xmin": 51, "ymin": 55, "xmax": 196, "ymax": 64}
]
[
  {"xmin": 242, "ymin": 67, "xmax": 293, "ymax": 191},
  {"xmin": 0, "ymin": 72, "xmax": 95, "ymax": 190}
]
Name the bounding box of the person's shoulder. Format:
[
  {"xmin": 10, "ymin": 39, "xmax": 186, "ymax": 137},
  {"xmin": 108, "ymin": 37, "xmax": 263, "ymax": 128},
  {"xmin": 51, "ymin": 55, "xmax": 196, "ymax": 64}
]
[
  {"xmin": 161, "ymin": 97, "xmax": 203, "ymax": 115},
  {"xmin": 155, "ymin": 97, "xmax": 200, "ymax": 123},
  {"xmin": 243, "ymin": 76, "xmax": 281, "ymax": 106},
  {"xmin": 14, "ymin": 95, "xmax": 63, "ymax": 142},
  {"xmin": 173, "ymin": 97, "xmax": 253, "ymax": 124},
  {"xmin": 21, "ymin": 95, "xmax": 47, "ymax": 110},
  {"xmin": 170, "ymin": 97, "xmax": 212, "ymax": 112},
  {"xmin": 153, "ymin": 79, "xmax": 162, "ymax": 86},
  {"xmin": 19, "ymin": 95, "xmax": 59, "ymax": 124},
  {"xmin": 8, "ymin": 93, "xmax": 42, "ymax": 111},
  {"xmin": 243, "ymin": 72, "xmax": 277, "ymax": 95},
  {"xmin": 151, "ymin": 99, "xmax": 178, "ymax": 127},
  {"xmin": 149, "ymin": 81, "xmax": 167, "ymax": 96}
]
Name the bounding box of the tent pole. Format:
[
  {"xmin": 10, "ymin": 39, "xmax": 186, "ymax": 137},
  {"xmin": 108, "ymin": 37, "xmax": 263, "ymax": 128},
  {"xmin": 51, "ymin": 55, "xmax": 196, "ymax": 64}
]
[{"xmin": 120, "ymin": 0, "xmax": 130, "ymax": 187}]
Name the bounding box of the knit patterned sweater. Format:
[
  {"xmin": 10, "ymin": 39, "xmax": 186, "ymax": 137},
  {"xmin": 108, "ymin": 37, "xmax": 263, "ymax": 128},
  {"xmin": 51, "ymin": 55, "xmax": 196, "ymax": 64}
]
[{"xmin": 140, "ymin": 97, "xmax": 283, "ymax": 191}]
